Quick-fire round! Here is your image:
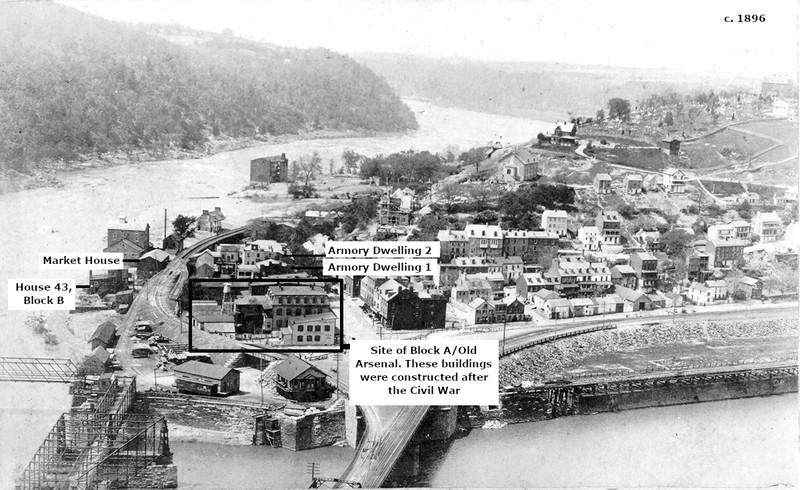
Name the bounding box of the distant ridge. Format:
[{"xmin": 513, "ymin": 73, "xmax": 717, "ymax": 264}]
[{"xmin": 354, "ymin": 53, "xmax": 758, "ymax": 120}]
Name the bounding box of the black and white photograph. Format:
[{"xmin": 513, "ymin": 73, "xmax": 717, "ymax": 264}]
[{"xmin": 0, "ymin": 0, "xmax": 798, "ymax": 488}]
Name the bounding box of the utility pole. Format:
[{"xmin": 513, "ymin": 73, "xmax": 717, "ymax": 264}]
[
  {"xmin": 501, "ymin": 318, "xmax": 507, "ymax": 356},
  {"xmin": 164, "ymin": 208, "xmax": 167, "ymax": 242},
  {"xmin": 259, "ymin": 357, "xmax": 264, "ymax": 406},
  {"xmin": 333, "ymin": 353, "xmax": 342, "ymax": 399},
  {"xmin": 306, "ymin": 462, "xmax": 320, "ymax": 486}
]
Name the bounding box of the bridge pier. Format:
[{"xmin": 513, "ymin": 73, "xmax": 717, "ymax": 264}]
[
  {"xmin": 412, "ymin": 406, "xmax": 458, "ymax": 443},
  {"xmin": 390, "ymin": 444, "xmax": 420, "ymax": 478},
  {"xmin": 345, "ymin": 402, "xmax": 365, "ymax": 448}
]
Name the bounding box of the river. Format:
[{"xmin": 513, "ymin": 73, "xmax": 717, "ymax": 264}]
[
  {"xmin": 0, "ymin": 99, "xmax": 549, "ymax": 487},
  {"xmin": 0, "ymin": 100, "xmax": 796, "ymax": 488},
  {"xmin": 429, "ymin": 395, "xmax": 798, "ymax": 488}
]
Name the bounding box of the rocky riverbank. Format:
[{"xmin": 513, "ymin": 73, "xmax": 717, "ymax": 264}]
[
  {"xmin": 0, "ymin": 127, "xmax": 383, "ymax": 194},
  {"xmin": 500, "ymin": 318, "xmax": 799, "ymax": 385}
]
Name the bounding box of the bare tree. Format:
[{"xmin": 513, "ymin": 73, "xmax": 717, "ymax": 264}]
[{"xmin": 293, "ymin": 152, "xmax": 324, "ymax": 191}]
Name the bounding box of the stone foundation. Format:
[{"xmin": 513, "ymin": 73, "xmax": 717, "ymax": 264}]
[
  {"xmin": 280, "ymin": 402, "xmax": 346, "ymax": 451},
  {"xmin": 122, "ymin": 463, "xmax": 178, "ymax": 489}
]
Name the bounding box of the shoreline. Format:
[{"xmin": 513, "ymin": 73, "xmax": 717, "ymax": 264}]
[
  {"xmin": 0, "ymin": 97, "xmax": 560, "ymax": 196},
  {"xmin": 0, "ymin": 126, "xmax": 404, "ymax": 196}
]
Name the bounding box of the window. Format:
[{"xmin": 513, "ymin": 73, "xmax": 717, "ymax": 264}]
[
  {"xmin": 324, "ymin": 325, "xmax": 330, "ymax": 331},
  {"xmin": 287, "ymin": 309, "xmax": 293, "ymax": 316},
  {"xmin": 305, "ymin": 307, "xmax": 312, "ymax": 315},
  {"xmin": 314, "ymin": 335, "xmax": 320, "ymax": 342},
  {"xmin": 306, "ymin": 335, "xmax": 312, "ymax": 342},
  {"xmin": 297, "ymin": 325, "xmax": 303, "ymax": 332},
  {"xmin": 312, "ymin": 297, "xmax": 317, "ymax": 304},
  {"xmin": 315, "ymin": 325, "xmax": 321, "ymax": 332},
  {"xmin": 304, "ymin": 297, "xmax": 308, "ymax": 304},
  {"xmin": 276, "ymin": 308, "xmax": 283, "ymax": 315},
  {"xmin": 297, "ymin": 336, "xmax": 303, "ymax": 342},
  {"xmin": 278, "ymin": 297, "xmax": 284, "ymax": 304},
  {"xmin": 295, "ymin": 308, "xmax": 302, "ymax": 316}
]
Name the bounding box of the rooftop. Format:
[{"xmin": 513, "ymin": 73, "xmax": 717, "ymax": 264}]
[
  {"xmin": 274, "ymin": 354, "xmax": 326, "ymax": 381},
  {"xmin": 174, "ymin": 361, "xmax": 237, "ymax": 380}
]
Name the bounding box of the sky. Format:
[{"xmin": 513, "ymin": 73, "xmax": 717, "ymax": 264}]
[{"xmin": 64, "ymin": 0, "xmax": 798, "ymax": 79}]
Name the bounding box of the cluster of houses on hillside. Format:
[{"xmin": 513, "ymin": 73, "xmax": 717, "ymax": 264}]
[
  {"xmin": 344, "ymin": 276, "xmax": 448, "ymax": 330},
  {"xmin": 191, "ymin": 239, "xmax": 287, "ymax": 279},
  {"xmin": 337, "ymin": 205, "xmax": 793, "ymax": 327}
]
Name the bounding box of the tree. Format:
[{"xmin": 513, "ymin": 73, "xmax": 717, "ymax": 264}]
[
  {"xmin": 341, "ymin": 196, "xmax": 378, "ymax": 233},
  {"xmin": 618, "ymin": 204, "xmax": 638, "ymax": 220},
  {"xmin": 293, "ymin": 152, "xmax": 323, "ymax": 195},
  {"xmin": 473, "ymin": 210, "xmax": 500, "ymax": 225},
  {"xmin": 288, "ymin": 182, "xmax": 316, "ymax": 198},
  {"xmin": 536, "ymin": 132, "xmax": 546, "ymax": 145},
  {"xmin": 438, "ymin": 181, "xmax": 463, "ymax": 211},
  {"xmin": 498, "ymin": 183, "xmax": 574, "ymax": 229},
  {"xmin": 664, "ymin": 111, "xmax": 674, "ymax": 126},
  {"xmin": 735, "ymin": 201, "xmax": 753, "ymax": 220},
  {"xmin": 467, "ymin": 182, "xmax": 497, "ymax": 210},
  {"xmin": 328, "ymin": 158, "xmax": 337, "ymax": 175},
  {"xmin": 458, "ymin": 146, "xmax": 487, "ymax": 170},
  {"xmin": 595, "ymin": 109, "xmax": 605, "ymax": 122},
  {"xmin": 691, "ymin": 219, "xmax": 708, "ymax": 236},
  {"xmin": 661, "ymin": 229, "xmax": 693, "ymax": 259},
  {"xmin": 172, "ymin": 215, "xmax": 197, "ymax": 239},
  {"xmin": 607, "ymin": 98, "xmax": 631, "ymax": 121},
  {"xmin": 341, "ymin": 148, "xmax": 363, "ymax": 174}
]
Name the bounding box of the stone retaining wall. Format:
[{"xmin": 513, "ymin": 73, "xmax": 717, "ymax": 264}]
[{"xmin": 122, "ymin": 464, "xmax": 178, "ymax": 489}]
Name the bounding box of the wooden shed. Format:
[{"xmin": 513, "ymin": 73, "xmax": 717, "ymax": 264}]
[
  {"xmin": 173, "ymin": 361, "xmax": 240, "ymax": 396},
  {"xmin": 89, "ymin": 321, "xmax": 118, "ymax": 350}
]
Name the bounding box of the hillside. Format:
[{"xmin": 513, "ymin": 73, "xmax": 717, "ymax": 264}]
[
  {"xmin": 0, "ymin": 3, "xmax": 417, "ymax": 174},
  {"xmin": 355, "ymin": 53, "xmax": 757, "ymax": 121}
]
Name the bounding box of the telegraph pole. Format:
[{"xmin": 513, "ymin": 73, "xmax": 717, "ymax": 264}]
[
  {"xmin": 333, "ymin": 353, "xmax": 342, "ymax": 399},
  {"xmin": 501, "ymin": 318, "xmax": 507, "ymax": 356},
  {"xmin": 259, "ymin": 357, "xmax": 264, "ymax": 406}
]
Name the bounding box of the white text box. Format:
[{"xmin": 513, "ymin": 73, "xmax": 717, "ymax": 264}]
[
  {"xmin": 8, "ymin": 278, "xmax": 76, "ymax": 310},
  {"xmin": 349, "ymin": 340, "xmax": 499, "ymax": 406}
]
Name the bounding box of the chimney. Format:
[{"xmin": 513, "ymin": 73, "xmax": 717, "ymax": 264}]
[
  {"xmin": 214, "ymin": 207, "xmax": 221, "ymax": 212},
  {"xmin": 202, "ymin": 210, "xmax": 209, "ymax": 215}
]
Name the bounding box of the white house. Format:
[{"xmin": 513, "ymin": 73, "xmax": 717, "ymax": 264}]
[
  {"xmin": 662, "ymin": 168, "xmax": 687, "ymax": 194},
  {"xmin": 541, "ymin": 209, "xmax": 570, "ymax": 238},
  {"xmin": 578, "ymin": 226, "xmax": 601, "ymax": 251}
]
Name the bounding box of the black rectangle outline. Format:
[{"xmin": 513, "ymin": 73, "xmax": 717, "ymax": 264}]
[{"xmin": 188, "ymin": 277, "xmax": 345, "ymax": 353}]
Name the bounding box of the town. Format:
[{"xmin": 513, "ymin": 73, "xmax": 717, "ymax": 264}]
[{"xmin": 13, "ymin": 76, "xmax": 799, "ymax": 489}]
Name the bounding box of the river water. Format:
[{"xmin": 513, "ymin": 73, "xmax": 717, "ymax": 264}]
[
  {"xmin": 430, "ymin": 395, "xmax": 798, "ymax": 488},
  {"xmin": 0, "ymin": 99, "xmax": 548, "ymax": 487},
  {"xmin": 0, "ymin": 100, "xmax": 796, "ymax": 488}
]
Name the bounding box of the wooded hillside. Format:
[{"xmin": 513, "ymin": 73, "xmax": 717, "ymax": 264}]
[{"xmin": 0, "ymin": 3, "xmax": 417, "ymax": 172}]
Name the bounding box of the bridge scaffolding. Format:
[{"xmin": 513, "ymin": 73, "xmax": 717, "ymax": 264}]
[
  {"xmin": 0, "ymin": 357, "xmax": 77, "ymax": 383},
  {"xmin": 15, "ymin": 376, "xmax": 172, "ymax": 490}
]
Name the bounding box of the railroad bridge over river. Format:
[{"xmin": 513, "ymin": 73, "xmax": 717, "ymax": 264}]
[{"xmin": 334, "ymin": 357, "xmax": 797, "ymax": 488}]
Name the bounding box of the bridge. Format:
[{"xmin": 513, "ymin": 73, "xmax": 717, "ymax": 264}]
[
  {"xmin": 334, "ymin": 323, "xmax": 623, "ymax": 488},
  {"xmin": 0, "ymin": 357, "xmax": 77, "ymax": 383},
  {"xmin": 501, "ymin": 359, "xmax": 798, "ymax": 417},
  {"xmin": 335, "ymin": 325, "xmax": 797, "ymax": 488}
]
